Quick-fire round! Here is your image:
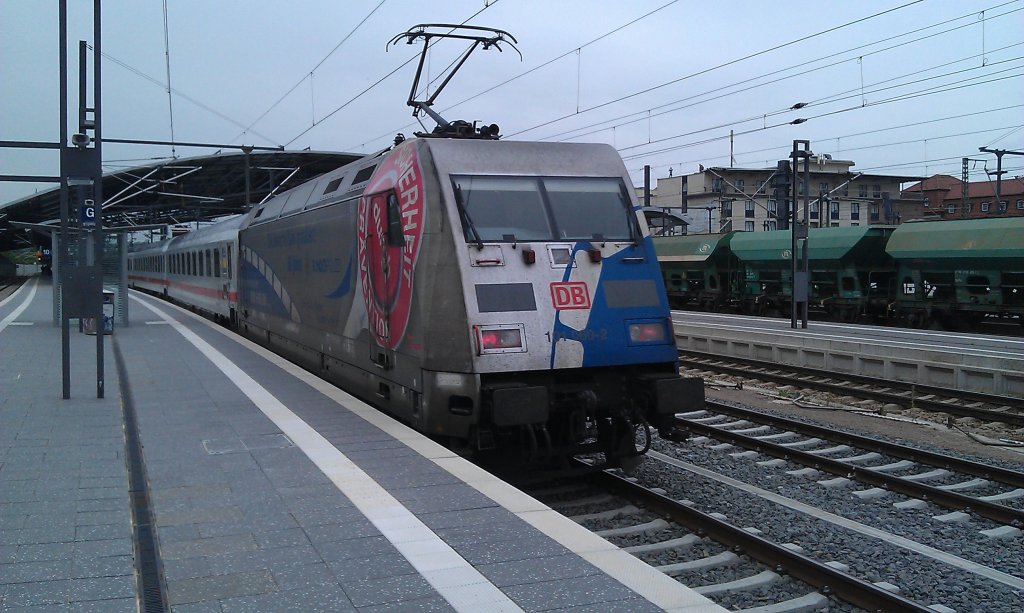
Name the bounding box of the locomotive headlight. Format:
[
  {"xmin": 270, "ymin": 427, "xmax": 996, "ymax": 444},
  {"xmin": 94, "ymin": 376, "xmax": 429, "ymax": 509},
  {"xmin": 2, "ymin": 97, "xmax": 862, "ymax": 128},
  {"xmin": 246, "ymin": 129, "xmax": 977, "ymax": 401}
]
[
  {"xmin": 627, "ymin": 320, "xmax": 669, "ymax": 344},
  {"xmin": 475, "ymin": 324, "xmax": 526, "ymax": 354}
]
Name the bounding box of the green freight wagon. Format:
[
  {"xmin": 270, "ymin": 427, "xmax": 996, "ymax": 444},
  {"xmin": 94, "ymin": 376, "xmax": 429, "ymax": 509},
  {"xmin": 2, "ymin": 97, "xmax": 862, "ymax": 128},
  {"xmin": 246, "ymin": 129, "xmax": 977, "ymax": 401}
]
[
  {"xmin": 884, "ymin": 217, "xmax": 1024, "ymax": 329},
  {"xmin": 653, "ymin": 232, "xmax": 738, "ymax": 310},
  {"xmin": 728, "ymin": 226, "xmax": 895, "ymax": 320}
]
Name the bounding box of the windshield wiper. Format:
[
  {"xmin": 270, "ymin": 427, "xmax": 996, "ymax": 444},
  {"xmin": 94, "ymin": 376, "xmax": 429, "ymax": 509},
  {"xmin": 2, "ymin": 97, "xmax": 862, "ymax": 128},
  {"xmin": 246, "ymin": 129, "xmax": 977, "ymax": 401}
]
[
  {"xmin": 454, "ymin": 184, "xmax": 484, "ymax": 249},
  {"xmin": 621, "ymin": 185, "xmax": 641, "ymax": 247}
]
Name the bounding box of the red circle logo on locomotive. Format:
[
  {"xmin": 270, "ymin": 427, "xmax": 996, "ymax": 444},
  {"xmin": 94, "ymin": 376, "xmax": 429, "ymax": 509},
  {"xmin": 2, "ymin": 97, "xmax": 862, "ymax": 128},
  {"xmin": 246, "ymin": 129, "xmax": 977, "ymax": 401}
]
[{"xmin": 357, "ymin": 142, "xmax": 426, "ymax": 350}]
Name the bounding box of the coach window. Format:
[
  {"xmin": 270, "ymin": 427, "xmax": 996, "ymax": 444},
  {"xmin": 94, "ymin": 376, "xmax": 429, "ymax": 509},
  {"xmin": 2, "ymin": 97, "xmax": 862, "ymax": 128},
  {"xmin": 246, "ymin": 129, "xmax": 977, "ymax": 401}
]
[
  {"xmin": 227, "ymin": 246, "xmax": 232, "ymax": 279},
  {"xmin": 213, "ymin": 249, "xmax": 221, "ymax": 277},
  {"xmin": 192, "ymin": 252, "xmax": 197, "ymax": 276},
  {"xmin": 206, "ymin": 250, "xmax": 212, "ymax": 277}
]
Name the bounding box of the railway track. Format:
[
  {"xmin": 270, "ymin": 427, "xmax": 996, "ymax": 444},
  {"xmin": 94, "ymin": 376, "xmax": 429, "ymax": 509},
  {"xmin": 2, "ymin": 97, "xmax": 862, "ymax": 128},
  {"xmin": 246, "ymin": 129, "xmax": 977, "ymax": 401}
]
[
  {"xmin": 676, "ymin": 401, "xmax": 1024, "ymax": 526},
  {"xmin": 680, "ymin": 349, "xmax": 1024, "ymax": 427},
  {"xmin": 529, "ymin": 466, "xmax": 938, "ymax": 612}
]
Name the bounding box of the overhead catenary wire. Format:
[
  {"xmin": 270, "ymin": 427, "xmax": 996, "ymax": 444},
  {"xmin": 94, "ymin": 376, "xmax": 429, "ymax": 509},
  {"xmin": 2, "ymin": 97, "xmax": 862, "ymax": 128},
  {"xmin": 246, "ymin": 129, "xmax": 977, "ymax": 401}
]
[
  {"xmin": 631, "ymin": 104, "xmax": 1024, "ymax": 175},
  {"xmin": 161, "ymin": 0, "xmax": 176, "ymax": 157},
  {"xmin": 557, "ymin": 41, "xmax": 1019, "ymax": 146},
  {"xmin": 232, "ymin": 0, "xmax": 388, "ymax": 142},
  {"xmin": 540, "ymin": 6, "xmax": 1023, "ymax": 144},
  {"xmin": 619, "ymin": 70, "xmax": 1024, "ymax": 161},
  {"xmin": 95, "ymin": 47, "xmax": 280, "ymax": 146},
  {"xmin": 505, "ymin": 0, "xmax": 928, "ymax": 138}
]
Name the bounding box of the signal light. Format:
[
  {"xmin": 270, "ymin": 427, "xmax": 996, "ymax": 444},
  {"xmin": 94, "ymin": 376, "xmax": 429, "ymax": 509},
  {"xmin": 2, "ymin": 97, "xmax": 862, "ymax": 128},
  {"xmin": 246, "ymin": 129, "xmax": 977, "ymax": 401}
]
[
  {"xmin": 475, "ymin": 325, "xmax": 526, "ymax": 354},
  {"xmin": 628, "ymin": 321, "xmax": 667, "ymax": 344},
  {"xmin": 587, "ymin": 248, "xmax": 602, "ymax": 263},
  {"xmin": 522, "ymin": 248, "xmax": 536, "ymax": 265}
]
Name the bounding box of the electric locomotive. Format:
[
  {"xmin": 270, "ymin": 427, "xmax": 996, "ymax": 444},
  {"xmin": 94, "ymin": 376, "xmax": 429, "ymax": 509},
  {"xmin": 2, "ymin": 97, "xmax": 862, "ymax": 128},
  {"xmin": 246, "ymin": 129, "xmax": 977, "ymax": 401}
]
[
  {"xmin": 231, "ymin": 136, "xmax": 701, "ymax": 467},
  {"xmin": 129, "ymin": 24, "xmax": 704, "ymax": 468}
]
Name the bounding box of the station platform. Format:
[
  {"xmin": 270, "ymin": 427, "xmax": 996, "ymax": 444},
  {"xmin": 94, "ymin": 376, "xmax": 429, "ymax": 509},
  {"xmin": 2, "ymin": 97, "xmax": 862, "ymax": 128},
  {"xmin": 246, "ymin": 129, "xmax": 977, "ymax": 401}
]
[{"xmin": 1, "ymin": 276, "xmax": 723, "ymax": 613}]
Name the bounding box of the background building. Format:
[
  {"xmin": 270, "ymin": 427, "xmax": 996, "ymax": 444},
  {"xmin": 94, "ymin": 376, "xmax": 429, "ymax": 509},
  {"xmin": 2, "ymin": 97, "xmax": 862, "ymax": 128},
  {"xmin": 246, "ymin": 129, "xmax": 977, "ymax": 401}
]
[
  {"xmin": 639, "ymin": 156, "xmax": 921, "ymax": 234},
  {"xmin": 902, "ymin": 174, "xmax": 1024, "ymax": 220}
]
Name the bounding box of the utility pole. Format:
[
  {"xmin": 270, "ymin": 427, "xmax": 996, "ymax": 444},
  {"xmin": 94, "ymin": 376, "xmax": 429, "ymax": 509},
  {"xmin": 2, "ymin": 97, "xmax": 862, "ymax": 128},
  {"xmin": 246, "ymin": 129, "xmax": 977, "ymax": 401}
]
[
  {"xmin": 979, "ymin": 147, "xmax": 1024, "ymax": 212},
  {"xmin": 790, "ymin": 140, "xmax": 811, "ymax": 330}
]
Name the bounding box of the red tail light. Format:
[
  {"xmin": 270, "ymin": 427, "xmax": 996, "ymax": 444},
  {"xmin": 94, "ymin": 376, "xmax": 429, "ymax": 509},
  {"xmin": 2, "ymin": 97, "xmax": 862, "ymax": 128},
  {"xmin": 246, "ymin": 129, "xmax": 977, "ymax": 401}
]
[
  {"xmin": 628, "ymin": 321, "xmax": 667, "ymax": 343},
  {"xmin": 475, "ymin": 325, "xmax": 526, "ymax": 354}
]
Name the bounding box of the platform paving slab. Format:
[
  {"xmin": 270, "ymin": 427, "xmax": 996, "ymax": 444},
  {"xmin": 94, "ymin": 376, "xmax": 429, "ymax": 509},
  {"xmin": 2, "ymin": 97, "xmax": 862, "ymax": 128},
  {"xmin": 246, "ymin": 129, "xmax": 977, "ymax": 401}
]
[{"xmin": 2, "ymin": 279, "xmax": 725, "ymax": 612}]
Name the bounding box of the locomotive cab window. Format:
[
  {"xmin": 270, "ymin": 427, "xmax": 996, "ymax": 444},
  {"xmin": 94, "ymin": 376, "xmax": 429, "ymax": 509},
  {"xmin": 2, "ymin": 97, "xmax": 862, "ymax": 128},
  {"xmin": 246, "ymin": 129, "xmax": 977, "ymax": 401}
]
[{"xmin": 451, "ymin": 175, "xmax": 634, "ymax": 243}]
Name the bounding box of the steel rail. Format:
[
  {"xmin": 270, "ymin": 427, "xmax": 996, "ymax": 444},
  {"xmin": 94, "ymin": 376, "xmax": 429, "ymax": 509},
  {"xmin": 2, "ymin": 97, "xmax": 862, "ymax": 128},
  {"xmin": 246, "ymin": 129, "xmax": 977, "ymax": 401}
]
[
  {"xmin": 700, "ymin": 400, "xmax": 1024, "ymax": 489},
  {"xmin": 676, "ymin": 405, "xmax": 1024, "ymax": 526},
  {"xmin": 681, "ymin": 350, "xmax": 1024, "ymax": 427},
  {"xmin": 591, "ymin": 469, "xmax": 933, "ymax": 613}
]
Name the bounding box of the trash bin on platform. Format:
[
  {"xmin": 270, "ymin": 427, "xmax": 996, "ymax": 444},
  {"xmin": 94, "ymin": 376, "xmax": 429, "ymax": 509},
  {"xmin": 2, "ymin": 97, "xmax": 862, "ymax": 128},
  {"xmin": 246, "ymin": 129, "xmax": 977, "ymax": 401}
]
[{"xmin": 84, "ymin": 289, "xmax": 115, "ymax": 335}]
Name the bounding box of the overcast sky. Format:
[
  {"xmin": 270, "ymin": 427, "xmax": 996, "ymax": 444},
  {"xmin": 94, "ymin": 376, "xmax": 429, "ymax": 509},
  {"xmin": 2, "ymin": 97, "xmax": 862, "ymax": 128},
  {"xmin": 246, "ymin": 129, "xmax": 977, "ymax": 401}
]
[{"xmin": 2, "ymin": 0, "xmax": 1021, "ymax": 206}]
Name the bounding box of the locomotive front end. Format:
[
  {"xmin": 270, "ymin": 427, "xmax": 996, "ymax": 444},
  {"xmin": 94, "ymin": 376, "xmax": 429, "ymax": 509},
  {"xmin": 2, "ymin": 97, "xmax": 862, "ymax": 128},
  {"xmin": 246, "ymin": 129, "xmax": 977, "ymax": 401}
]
[{"xmin": 423, "ymin": 139, "xmax": 704, "ymax": 468}]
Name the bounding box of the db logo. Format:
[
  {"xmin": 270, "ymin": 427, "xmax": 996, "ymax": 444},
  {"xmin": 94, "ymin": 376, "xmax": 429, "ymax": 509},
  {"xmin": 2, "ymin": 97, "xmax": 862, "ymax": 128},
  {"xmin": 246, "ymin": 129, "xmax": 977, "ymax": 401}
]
[{"xmin": 550, "ymin": 282, "xmax": 590, "ymax": 310}]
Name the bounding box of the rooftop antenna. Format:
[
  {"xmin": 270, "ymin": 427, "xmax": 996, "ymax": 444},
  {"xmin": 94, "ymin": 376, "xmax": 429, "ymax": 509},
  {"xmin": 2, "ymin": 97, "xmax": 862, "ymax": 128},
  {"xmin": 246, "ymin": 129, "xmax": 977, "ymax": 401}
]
[{"xmin": 388, "ymin": 24, "xmax": 520, "ymax": 139}]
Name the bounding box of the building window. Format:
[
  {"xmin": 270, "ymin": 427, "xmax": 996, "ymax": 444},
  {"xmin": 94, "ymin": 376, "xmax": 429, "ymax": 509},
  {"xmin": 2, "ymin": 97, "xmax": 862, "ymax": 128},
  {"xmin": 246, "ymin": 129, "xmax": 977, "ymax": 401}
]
[
  {"xmin": 923, "ymin": 196, "xmax": 930, "ymax": 208},
  {"xmin": 767, "ymin": 199, "xmax": 777, "ymax": 216},
  {"xmin": 756, "ymin": 179, "xmax": 765, "ymax": 193},
  {"xmin": 831, "ymin": 200, "xmax": 840, "ymax": 219},
  {"xmin": 850, "ymin": 202, "xmax": 860, "ymax": 220},
  {"xmin": 745, "ymin": 200, "xmax": 755, "ymax": 218},
  {"xmin": 721, "ymin": 200, "xmax": 733, "ymax": 217},
  {"xmin": 712, "ymin": 177, "xmax": 723, "ymax": 192},
  {"xmin": 763, "ymin": 220, "xmax": 777, "ymax": 231},
  {"xmin": 841, "ymin": 183, "xmax": 849, "ymax": 196},
  {"xmin": 1017, "ymin": 199, "xmax": 1024, "ymax": 210},
  {"xmin": 819, "ymin": 181, "xmax": 829, "ymax": 195},
  {"xmin": 830, "ymin": 222, "xmax": 840, "ymax": 227},
  {"xmin": 744, "ymin": 221, "xmax": 754, "ymax": 232},
  {"xmin": 981, "ymin": 202, "xmax": 990, "ymax": 212},
  {"xmin": 873, "ymin": 185, "xmax": 881, "ymax": 198},
  {"xmin": 798, "ymin": 179, "xmax": 806, "ymax": 195},
  {"xmin": 947, "ymin": 204, "xmax": 956, "ymax": 214},
  {"xmin": 810, "ymin": 201, "xmax": 819, "ymax": 219},
  {"xmin": 870, "ymin": 204, "xmax": 879, "ymax": 221},
  {"xmin": 858, "ymin": 184, "xmax": 867, "ymax": 198},
  {"xmin": 734, "ymin": 179, "xmax": 745, "ymax": 194},
  {"xmin": 998, "ymin": 200, "xmax": 1007, "ymax": 212},
  {"xmin": 851, "ymin": 222, "xmax": 859, "ymax": 226}
]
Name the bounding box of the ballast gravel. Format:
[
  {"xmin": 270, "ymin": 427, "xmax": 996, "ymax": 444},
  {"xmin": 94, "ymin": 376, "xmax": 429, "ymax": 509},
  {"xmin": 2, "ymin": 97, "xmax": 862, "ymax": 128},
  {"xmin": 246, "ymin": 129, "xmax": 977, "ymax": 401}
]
[{"xmin": 640, "ymin": 434, "xmax": 1024, "ymax": 613}]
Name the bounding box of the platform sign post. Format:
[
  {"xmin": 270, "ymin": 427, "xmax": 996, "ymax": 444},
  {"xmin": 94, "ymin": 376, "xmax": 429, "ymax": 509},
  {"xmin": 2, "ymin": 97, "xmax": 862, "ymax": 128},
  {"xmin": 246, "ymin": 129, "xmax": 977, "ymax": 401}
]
[{"xmin": 55, "ymin": 0, "xmax": 105, "ymax": 399}]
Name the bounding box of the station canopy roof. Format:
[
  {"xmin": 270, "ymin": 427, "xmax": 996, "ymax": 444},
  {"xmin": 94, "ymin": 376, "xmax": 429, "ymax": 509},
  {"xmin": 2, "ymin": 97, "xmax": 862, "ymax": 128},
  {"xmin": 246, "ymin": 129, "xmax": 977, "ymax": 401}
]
[{"xmin": 0, "ymin": 149, "xmax": 363, "ymax": 251}]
